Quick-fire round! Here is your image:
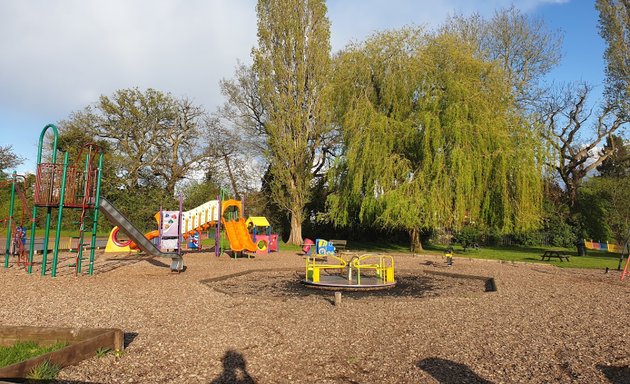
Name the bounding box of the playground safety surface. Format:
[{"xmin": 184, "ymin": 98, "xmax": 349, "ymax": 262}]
[{"xmin": 1, "ymin": 249, "xmax": 629, "ymax": 383}]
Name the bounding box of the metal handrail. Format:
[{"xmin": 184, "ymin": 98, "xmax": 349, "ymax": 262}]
[
  {"xmin": 306, "ymin": 254, "xmax": 347, "ymax": 269},
  {"xmin": 305, "ymin": 253, "xmax": 395, "ymax": 285},
  {"xmin": 350, "ymin": 254, "xmax": 395, "ymax": 284}
]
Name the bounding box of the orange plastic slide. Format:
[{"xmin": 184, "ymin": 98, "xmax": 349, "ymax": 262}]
[
  {"xmin": 222, "ymin": 218, "xmax": 258, "ymax": 252},
  {"xmin": 129, "ymin": 230, "xmax": 160, "ymax": 250}
]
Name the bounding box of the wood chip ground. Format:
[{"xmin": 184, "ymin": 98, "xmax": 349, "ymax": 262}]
[{"xmin": 1, "ymin": 250, "xmax": 629, "ymax": 383}]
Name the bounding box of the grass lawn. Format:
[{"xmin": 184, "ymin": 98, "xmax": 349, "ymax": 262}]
[
  {"xmin": 0, "ymin": 340, "xmax": 67, "ymax": 368},
  {"xmin": 424, "ymin": 244, "xmax": 625, "ymax": 270},
  {"xmin": 305, "ymin": 240, "xmax": 625, "ymax": 270},
  {"xmin": 201, "ymin": 234, "xmax": 625, "ymax": 271}
]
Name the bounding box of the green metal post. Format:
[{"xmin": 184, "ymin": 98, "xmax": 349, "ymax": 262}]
[
  {"xmin": 30, "ymin": 124, "xmax": 59, "ymax": 275},
  {"xmin": 40, "ymin": 208, "xmax": 52, "ymax": 276},
  {"xmin": 4, "ymin": 172, "xmax": 17, "ymax": 268},
  {"xmin": 88, "ymin": 153, "xmax": 103, "ymax": 275},
  {"xmin": 28, "ymin": 203, "xmax": 37, "ymax": 274},
  {"xmin": 51, "ymin": 151, "xmax": 69, "ymax": 278},
  {"xmin": 76, "ymin": 152, "xmax": 91, "ymax": 274}
]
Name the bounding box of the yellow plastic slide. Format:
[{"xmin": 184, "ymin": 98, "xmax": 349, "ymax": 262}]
[{"xmin": 222, "ymin": 218, "xmax": 258, "ymax": 252}]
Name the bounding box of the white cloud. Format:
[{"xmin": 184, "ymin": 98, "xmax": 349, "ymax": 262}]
[
  {"xmin": 0, "ymin": 0, "xmax": 256, "ymax": 116},
  {"xmin": 0, "ymin": 0, "xmax": 571, "ymax": 173}
]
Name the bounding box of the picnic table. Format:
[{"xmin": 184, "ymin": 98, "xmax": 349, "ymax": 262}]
[{"xmin": 541, "ymin": 250, "xmax": 570, "ymax": 262}]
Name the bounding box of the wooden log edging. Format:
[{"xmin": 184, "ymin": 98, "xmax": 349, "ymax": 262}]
[
  {"xmin": 0, "ymin": 326, "xmax": 124, "ymax": 379},
  {"xmin": 423, "ymin": 269, "xmax": 497, "ymax": 292}
]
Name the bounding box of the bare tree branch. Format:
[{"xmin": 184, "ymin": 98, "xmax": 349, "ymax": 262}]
[{"xmin": 540, "ymin": 83, "xmax": 627, "ymax": 208}]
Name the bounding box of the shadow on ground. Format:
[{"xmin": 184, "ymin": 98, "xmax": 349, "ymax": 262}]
[
  {"xmin": 597, "ymin": 364, "xmax": 630, "ymax": 384},
  {"xmin": 203, "ymin": 270, "xmax": 448, "ymax": 299},
  {"xmin": 124, "ymin": 332, "xmax": 138, "ymax": 348},
  {"xmin": 209, "ymin": 350, "xmax": 255, "ymax": 384},
  {"xmin": 223, "ymin": 251, "xmax": 256, "ymax": 260},
  {"xmin": 418, "ymin": 357, "xmax": 494, "ymax": 384},
  {"xmin": 144, "ymin": 258, "xmax": 170, "ymax": 268},
  {"xmin": 143, "ymin": 258, "xmax": 187, "ymax": 272}
]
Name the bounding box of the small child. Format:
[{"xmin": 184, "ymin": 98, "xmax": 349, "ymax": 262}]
[
  {"xmin": 445, "ymin": 246, "xmax": 453, "ymax": 267},
  {"xmin": 12, "ymin": 225, "xmax": 27, "ymax": 256}
]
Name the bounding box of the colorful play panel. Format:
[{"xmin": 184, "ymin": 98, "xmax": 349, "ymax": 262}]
[
  {"xmin": 584, "ymin": 239, "xmax": 624, "ymax": 253},
  {"xmin": 303, "ymin": 253, "xmax": 396, "ymax": 290},
  {"xmin": 246, "ymin": 216, "xmax": 279, "ymax": 254},
  {"xmin": 0, "ymin": 326, "xmax": 124, "ymax": 379}
]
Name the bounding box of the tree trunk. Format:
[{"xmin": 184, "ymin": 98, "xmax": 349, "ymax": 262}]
[
  {"xmin": 223, "ymin": 154, "xmax": 240, "ymax": 199},
  {"xmin": 409, "ymin": 227, "xmax": 423, "ymax": 252},
  {"xmin": 166, "ymin": 179, "xmax": 177, "ymax": 198},
  {"xmin": 566, "ymin": 178, "xmax": 583, "ymax": 222},
  {"xmin": 287, "ymin": 211, "xmax": 303, "ymax": 245}
]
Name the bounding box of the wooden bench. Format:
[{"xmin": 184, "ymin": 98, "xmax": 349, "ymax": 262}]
[
  {"xmin": 330, "ymin": 239, "xmax": 347, "ymax": 252},
  {"xmin": 541, "ymin": 250, "xmax": 570, "ymax": 262}
]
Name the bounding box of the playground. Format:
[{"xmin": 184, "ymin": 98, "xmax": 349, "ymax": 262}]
[
  {"xmin": 1, "ymin": 248, "xmax": 629, "ymax": 383},
  {"xmin": 1, "ymin": 124, "xmax": 629, "ymax": 382}
]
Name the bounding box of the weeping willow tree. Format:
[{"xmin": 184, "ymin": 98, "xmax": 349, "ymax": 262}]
[{"xmin": 327, "ymin": 29, "xmax": 543, "ymax": 250}]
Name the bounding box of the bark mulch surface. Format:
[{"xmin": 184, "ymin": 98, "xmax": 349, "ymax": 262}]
[{"xmin": 1, "ymin": 250, "xmax": 629, "ymax": 383}]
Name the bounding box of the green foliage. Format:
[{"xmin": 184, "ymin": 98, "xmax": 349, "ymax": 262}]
[
  {"xmin": 577, "ymin": 175, "xmax": 630, "ymax": 244},
  {"xmin": 0, "ymin": 341, "xmax": 67, "ymax": 368},
  {"xmin": 0, "ymin": 145, "xmax": 25, "ymax": 179},
  {"xmin": 454, "ymin": 225, "xmax": 481, "ymax": 249},
  {"xmin": 180, "ymin": 179, "xmax": 220, "ymax": 211},
  {"xmin": 26, "ymin": 360, "xmax": 61, "ymax": 380},
  {"xmin": 104, "ymin": 186, "xmax": 177, "ymax": 233},
  {"xmin": 0, "ymin": 176, "xmax": 30, "ymax": 228},
  {"xmin": 95, "ymin": 347, "xmax": 111, "ymax": 358},
  {"xmin": 530, "ymin": 186, "xmax": 577, "ymax": 248},
  {"xmin": 543, "ymin": 215, "xmax": 576, "ymax": 248},
  {"xmin": 327, "ymin": 29, "xmax": 543, "ymax": 245},
  {"xmin": 253, "ymin": 0, "xmax": 332, "ymax": 244},
  {"xmin": 58, "ymin": 88, "xmax": 207, "ymax": 197},
  {"xmin": 597, "ymin": 134, "xmax": 630, "ymax": 178},
  {"xmin": 511, "ymin": 231, "xmax": 545, "ymax": 247},
  {"xmin": 596, "ymin": 0, "xmax": 630, "ymax": 109},
  {"xmin": 576, "ymin": 183, "xmax": 612, "ymax": 241},
  {"xmin": 53, "ymin": 88, "xmax": 210, "ymax": 233}
]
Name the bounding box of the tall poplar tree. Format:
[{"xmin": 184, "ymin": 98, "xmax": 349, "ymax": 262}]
[
  {"xmin": 596, "ymin": 0, "xmax": 629, "ymax": 114},
  {"xmin": 327, "ymin": 30, "xmax": 542, "ymax": 250},
  {"xmin": 253, "ymin": 0, "xmax": 332, "ymax": 244}
]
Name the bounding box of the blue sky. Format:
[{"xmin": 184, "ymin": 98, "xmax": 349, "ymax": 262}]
[
  {"xmin": 0, "ymin": 0, "xmax": 605, "ymax": 174},
  {"xmin": 532, "ymin": 0, "xmax": 605, "ymax": 85}
]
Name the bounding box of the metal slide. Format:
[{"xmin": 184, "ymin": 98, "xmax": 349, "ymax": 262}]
[{"xmin": 99, "ymin": 198, "xmax": 183, "ymax": 270}]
